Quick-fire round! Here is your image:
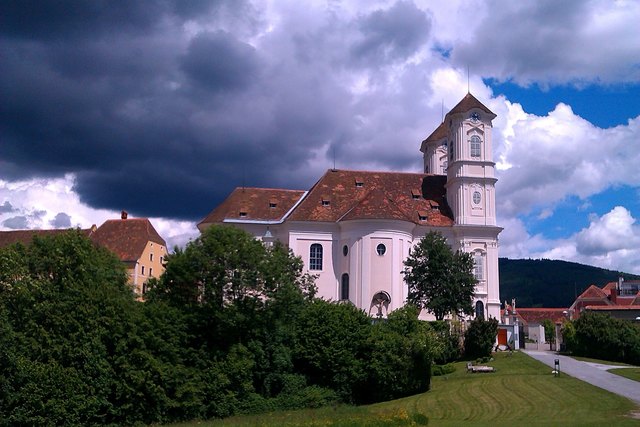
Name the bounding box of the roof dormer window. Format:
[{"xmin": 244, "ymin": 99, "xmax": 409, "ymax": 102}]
[
  {"xmin": 411, "ymin": 189, "xmax": 421, "ymax": 200},
  {"xmin": 355, "ymin": 178, "xmax": 364, "ymax": 188},
  {"xmin": 269, "ymin": 199, "xmax": 277, "ymax": 208},
  {"xmin": 418, "ymin": 210, "xmax": 428, "ymax": 221},
  {"xmin": 239, "ymin": 209, "xmax": 248, "ymax": 217},
  {"xmin": 321, "ymin": 196, "xmax": 330, "ymax": 207}
]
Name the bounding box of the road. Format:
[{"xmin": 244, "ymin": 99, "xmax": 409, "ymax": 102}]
[{"xmin": 523, "ymin": 350, "xmax": 640, "ymax": 406}]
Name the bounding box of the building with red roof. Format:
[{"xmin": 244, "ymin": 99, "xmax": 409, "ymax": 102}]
[
  {"xmin": 570, "ymin": 278, "xmax": 640, "ymax": 321},
  {"xmin": 200, "ymin": 93, "xmax": 503, "ymax": 320},
  {"xmin": 90, "ymin": 211, "xmax": 167, "ymax": 297},
  {"xmin": 0, "ymin": 211, "xmax": 167, "ymax": 298}
]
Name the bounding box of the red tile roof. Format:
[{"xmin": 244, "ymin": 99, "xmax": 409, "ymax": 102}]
[
  {"xmin": 447, "ymin": 93, "xmax": 496, "ymax": 118},
  {"xmin": 577, "ymin": 284, "xmax": 608, "ymax": 300},
  {"xmin": 199, "ymin": 188, "xmax": 306, "ymax": 226},
  {"xmin": 0, "ymin": 228, "xmax": 94, "ymax": 248},
  {"xmin": 515, "ymin": 308, "xmax": 569, "ymax": 324},
  {"xmin": 286, "ymin": 170, "xmax": 454, "ymax": 226},
  {"xmin": 602, "ymin": 281, "xmax": 617, "ymax": 296},
  {"xmin": 91, "ymin": 218, "xmax": 166, "ymax": 263}
]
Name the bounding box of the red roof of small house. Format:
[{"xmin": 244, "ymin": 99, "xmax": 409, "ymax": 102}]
[
  {"xmin": 0, "ymin": 228, "xmax": 95, "ymax": 248},
  {"xmin": 286, "ymin": 170, "xmax": 454, "ymax": 226},
  {"xmin": 577, "ymin": 284, "xmax": 609, "ymax": 300},
  {"xmin": 515, "ymin": 308, "xmax": 569, "ymax": 325},
  {"xmin": 198, "ymin": 188, "xmax": 306, "ymax": 226},
  {"xmin": 91, "ymin": 218, "xmax": 166, "ymax": 263}
]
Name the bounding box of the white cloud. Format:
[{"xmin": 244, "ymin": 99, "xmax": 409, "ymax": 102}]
[
  {"xmin": 495, "ymin": 105, "xmax": 640, "ymax": 217},
  {"xmin": 0, "ymin": 175, "xmax": 199, "ymax": 250},
  {"xmin": 500, "ymin": 207, "xmax": 640, "ymax": 274},
  {"xmin": 448, "ymin": 0, "xmax": 640, "ymax": 85},
  {"xmin": 575, "ymin": 206, "xmax": 640, "ymax": 256}
]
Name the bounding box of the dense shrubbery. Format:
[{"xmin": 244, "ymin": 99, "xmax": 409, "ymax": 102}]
[
  {"xmin": 564, "ymin": 312, "xmax": 640, "ymax": 365},
  {"xmin": 429, "ymin": 320, "xmax": 462, "ymax": 364},
  {"xmin": 463, "ymin": 317, "xmax": 499, "ymax": 359},
  {"xmin": 0, "ymin": 227, "xmax": 437, "ymax": 425}
]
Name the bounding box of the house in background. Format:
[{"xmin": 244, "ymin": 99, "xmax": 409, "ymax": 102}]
[
  {"xmin": 199, "ymin": 93, "xmax": 502, "ymax": 321},
  {"xmin": 501, "ymin": 304, "xmax": 569, "ymax": 350},
  {"xmin": 570, "ymin": 278, "xmax": 640, "ymax": 321},
  {"xmin": 90, "ymin": 211, "xmax": 167, "ymax": 297},
  {"xmin": 0, "ymin": 211, "xmax": 167, "ymax": 298}
]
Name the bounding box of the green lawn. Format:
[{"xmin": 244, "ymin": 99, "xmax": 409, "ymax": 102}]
[
  {"xmin": 570, "ymin": 355, "xmax": 631, "ymax": 366},
  {"xmin": 166, "ymin": 352, "xmax": 639, "ymax": 427},
  {"xmin": 609, "ymin": 368, "xmax": 640, "ymax": 383}
]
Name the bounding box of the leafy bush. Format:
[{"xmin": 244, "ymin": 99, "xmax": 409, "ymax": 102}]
[
  {"xmin": 0, "ymin": 227, "xmax": 436, "ymax": 424},
  {"xmin": 432, "ymin": 363, "xmax": 456, "ymax": 376},
  {"xmin": 464, "ymin": 317, "xmax": 499, "ymax": 359},
  {"xmin": 567, "ymin": 312, "xmax": 640, "ymax": 365},
  {"xmin": 429, "ymin": 320, "xmax": 462, "ymax": 364}
]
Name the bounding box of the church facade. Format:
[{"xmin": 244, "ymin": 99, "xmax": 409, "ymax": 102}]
[{"xmin": 199, "ymin": 93, "xmax": 502, "ymax": 320}]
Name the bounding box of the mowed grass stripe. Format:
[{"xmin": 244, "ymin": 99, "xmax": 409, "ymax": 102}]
[{"xmin": 169, "ymin": 352, "xmax": 639, "ymax": 427}]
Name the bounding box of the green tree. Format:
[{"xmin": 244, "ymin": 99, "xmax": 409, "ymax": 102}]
[
  {"xmin": 541, "ymin": 319, "xmax": 556, "ymax": 348},
  {"xmin": 464, "ymin": 317, "xmax": 499, "ymax": 359},
  {"xmin": 403, "ymin": 231, "xmax": 476, "ymax": 320}
]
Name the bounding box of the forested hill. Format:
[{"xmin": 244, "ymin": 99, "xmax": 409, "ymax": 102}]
[{"xmin": 499, "ymin": 258, "xmax": 640, "ymax": 308}]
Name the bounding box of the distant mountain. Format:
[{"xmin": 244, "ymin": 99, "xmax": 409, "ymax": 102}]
[{"xmin": 499, "ymin": 258, "xmax": 640, "ymax": 308}]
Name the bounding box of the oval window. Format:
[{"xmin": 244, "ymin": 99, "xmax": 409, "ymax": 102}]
[
  {"xmin": 376, "ymin": 243, "xmax": 386, "ymax": 256},
  {"xmin": 343, "ymin": 245, "xmax": 348, "ymax": 256},
  {"xmin": 473, "ymin": 191, "xmax": 481, "ymax": 205}
]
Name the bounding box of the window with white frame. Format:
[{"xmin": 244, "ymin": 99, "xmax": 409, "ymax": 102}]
[
  {"xmin": 473, "ymin": 253, "xmax": 484, "ymax": 281},
  {"xmin": 309, "ymin": 243, "xmax": 323, "ymax": 270},
  {"xmin": 470, "ymin": 135, "xmax": 481, "ymax": 158}
]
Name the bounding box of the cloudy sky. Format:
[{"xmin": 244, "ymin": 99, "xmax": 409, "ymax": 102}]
[{"xmin": 2, "ymin": 0, "xmax": 639, "ymax": 273}]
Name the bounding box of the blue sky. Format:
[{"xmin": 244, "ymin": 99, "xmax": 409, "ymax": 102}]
[
  {"xmin": 1, "ymin": 0, "xmax": 640, "ymax": 273},
  {"xmin": 487, "ymin": 81, "xmax": 640, "ymax": 129}
]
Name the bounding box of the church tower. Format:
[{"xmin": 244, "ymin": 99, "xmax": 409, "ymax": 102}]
[
  {"xmin": 444, "ymin": 93, "xmax": 497, "ymax": 227},
  {"xmin": 422, "ymin": 93, "xmax": 502, "ymax": 320}
]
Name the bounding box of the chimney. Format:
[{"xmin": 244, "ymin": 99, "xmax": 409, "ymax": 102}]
[{"xmin": 121, "ymin": 210, "xmax": 128, "ymax": 220}]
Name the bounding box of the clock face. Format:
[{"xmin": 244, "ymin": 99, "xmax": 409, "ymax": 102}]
[{"xmin": 470, "ymin": 112, "xmax": 480, "ymax": 122}]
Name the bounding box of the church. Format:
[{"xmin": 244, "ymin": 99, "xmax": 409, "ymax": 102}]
[{"xmin": 199, "ymin": 93, "xmax": 502, "ymax": 320}]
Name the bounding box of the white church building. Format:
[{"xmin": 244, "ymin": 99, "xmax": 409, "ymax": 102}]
[{"xmin": 199, "ymin": 93, "xmax": 502, "ymax": 320}]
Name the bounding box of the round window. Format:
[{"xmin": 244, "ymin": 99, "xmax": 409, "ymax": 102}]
[
  {"xmin": 343, "ymin": 245, "xmax": 348, "ymax": 256},
  {"xmin": 376, "ymin": 243, "xmax": 386, "ymax": 256},
  {"xmin": 473, "ymin": 191, "xmax": 481, "ymax": 205}
]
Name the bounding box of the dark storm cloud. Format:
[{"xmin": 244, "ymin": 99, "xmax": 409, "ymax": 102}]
[
  {"xmin": 351, "ymin": 1, "xmax": 430, "ymax": 65},
  {"xmin": 0, "ymin": 1, "xmax": 167, "ymax": 40},
  {"xmin": 50, "ymin": 212, "xmax": 72, "ymax": 228},
  {"xmin": 0, "ymin": 1, "xmax": 437, "ymax": 221},
  {"xmin": 3, "ymin": 216, "xmax": 28, "ymax": 229},
  {"xmin": 181, "ymin": 31, "xmax": 261, "ymax": 92}
]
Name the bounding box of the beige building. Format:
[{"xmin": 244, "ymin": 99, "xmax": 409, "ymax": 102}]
[{"xmin": 90, "ymin": 211, "xmax": 168, "ymax": 297}]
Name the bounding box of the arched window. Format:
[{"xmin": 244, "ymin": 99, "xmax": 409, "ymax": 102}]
[
  {"xmin": 475, "ymin": 301, "xmax": 485, "ymax": 320},
  {"xmin": 341, "ymin": 273, "xmax": 349, "ymax": 301},
  {"xmin": 470, "ymin": 135, "xmax": 481, "ymax": 158},
  {"xmin": 474, "ymin": 253, "xmax": 484, "ymax": 280},
  {"xmin": 309, "ymin": 244, "xmax": 323, "ymax": 270}
]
